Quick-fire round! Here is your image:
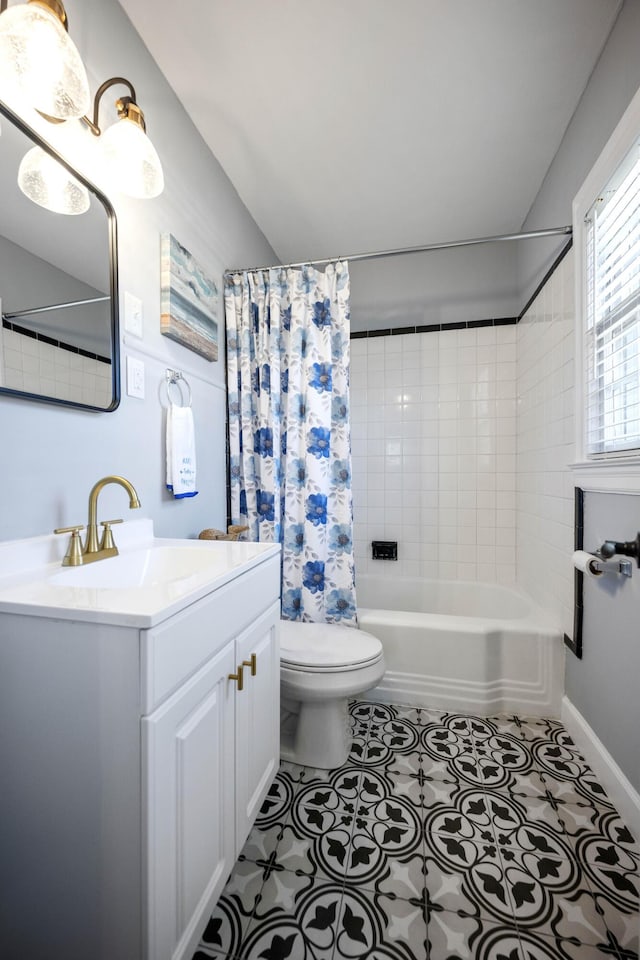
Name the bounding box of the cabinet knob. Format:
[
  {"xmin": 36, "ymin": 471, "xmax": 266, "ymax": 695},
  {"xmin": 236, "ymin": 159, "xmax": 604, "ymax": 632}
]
[
  {"xmin": 242, "ymin": 653, "xmax": 257, "ymax": 676},
  {"xmin": 228, "ymin": 665, "xmax": 244, "ymax": 691}
]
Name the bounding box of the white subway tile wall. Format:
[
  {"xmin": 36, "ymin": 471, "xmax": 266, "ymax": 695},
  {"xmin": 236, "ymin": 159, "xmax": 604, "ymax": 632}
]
[
  {"xmin": 516, "ymin": 250, "xmax": 575, "ymax": 638},
  {"xmin": 1, "ymin": 328, "xmax": 112, "ymax": 408},
  {"xmin": 351, "ymin": 324, "xmax": 518, "ymax": 585}
]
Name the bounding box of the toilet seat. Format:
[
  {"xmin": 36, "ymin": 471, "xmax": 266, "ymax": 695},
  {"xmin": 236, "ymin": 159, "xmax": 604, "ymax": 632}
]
[{"xmin": 280, "ymin": 620, "xmax": 383, "ymax": 672}]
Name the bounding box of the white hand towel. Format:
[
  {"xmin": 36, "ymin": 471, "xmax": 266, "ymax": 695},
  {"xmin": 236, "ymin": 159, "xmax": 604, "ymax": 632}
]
[{"xmin": 166, "ymin": 404, "xmax": 198, "ymax": 498}]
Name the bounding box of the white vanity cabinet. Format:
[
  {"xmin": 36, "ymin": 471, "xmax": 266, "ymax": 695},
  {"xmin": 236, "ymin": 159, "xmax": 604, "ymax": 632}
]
[
  {"xmin": 143, "ymin": 598, "xmax": 280, "ymax": 960},
  {"xmin": 0, "ymin": 531, "xmax": 280, "ymax": 960}
]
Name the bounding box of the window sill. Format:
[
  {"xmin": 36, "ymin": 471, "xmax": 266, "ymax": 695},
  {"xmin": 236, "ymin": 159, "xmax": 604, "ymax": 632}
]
[{"xmin": 571, "ymin": 458, "xmax": 640, "ymax": 494}]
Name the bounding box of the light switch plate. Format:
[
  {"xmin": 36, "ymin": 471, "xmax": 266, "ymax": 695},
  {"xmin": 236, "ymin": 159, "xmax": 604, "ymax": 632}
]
[
  {"xmin": 123, "ymin": 291, "xmax": 143, "ymax": 338},
  {"xmin": 126, "ymin": 355, "xmax": 145, "ymax": 399}
]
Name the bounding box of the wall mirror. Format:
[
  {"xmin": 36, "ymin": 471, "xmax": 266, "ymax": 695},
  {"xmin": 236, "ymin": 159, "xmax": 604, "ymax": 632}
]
[{"xmin": 0, "ymin": 100, "xmax": 119, "ymax": 412}]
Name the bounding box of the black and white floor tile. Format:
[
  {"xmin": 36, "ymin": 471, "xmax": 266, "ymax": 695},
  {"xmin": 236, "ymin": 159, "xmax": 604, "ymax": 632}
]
[{"xmin": 193, "ymin": 701, "xmax": 639, "ymax": 960}]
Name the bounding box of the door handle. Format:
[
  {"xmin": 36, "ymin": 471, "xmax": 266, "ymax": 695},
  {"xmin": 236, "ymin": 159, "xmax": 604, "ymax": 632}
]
[
  {"xmin": 242, "ymin": 653, "xmax": 257, "ymax": 676},
  {"xmin": 228, "ymin": 665, "xmax": 244, "ymax": 691}
]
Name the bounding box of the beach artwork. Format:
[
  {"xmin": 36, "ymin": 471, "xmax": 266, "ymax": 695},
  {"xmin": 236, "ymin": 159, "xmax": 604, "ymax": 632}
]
[{"xmin": 160, "ymin": 234, "xmax": 219, "ymax": 361}]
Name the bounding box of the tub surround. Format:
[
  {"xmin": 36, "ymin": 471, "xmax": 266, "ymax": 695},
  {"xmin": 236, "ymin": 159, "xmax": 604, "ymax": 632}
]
[{"xmin": 350, "ymin": 322, "xmax": 517, "ymax": 586}]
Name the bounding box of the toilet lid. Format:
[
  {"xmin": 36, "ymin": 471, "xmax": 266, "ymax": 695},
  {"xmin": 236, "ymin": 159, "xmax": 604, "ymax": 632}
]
[{"xmin": 280, "ymin": 620, "xmax": 383, "ymax": 669}]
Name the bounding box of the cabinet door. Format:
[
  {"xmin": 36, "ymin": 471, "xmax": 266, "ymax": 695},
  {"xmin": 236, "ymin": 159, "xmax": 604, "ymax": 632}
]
[
  {"xmin": 143, "ymin": 639, "xmax": 236, "ymax": 960},
  {"xmin": 235, "ymin": 602, "xmax": 280, "ymax": 850}
]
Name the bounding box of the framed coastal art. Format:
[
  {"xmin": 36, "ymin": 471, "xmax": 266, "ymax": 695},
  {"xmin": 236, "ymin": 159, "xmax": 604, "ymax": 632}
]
[{"xmin": 160, "ymin": 233, "xmax": 219, "ymax": 361}]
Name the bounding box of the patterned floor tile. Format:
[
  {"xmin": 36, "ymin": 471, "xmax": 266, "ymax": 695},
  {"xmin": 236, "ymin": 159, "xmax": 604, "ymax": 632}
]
[
  {"xmin": 345, "ymin": 812, "xmax": 425, "ymax": 892},
  {"xmin": 273, "ymin": 821, "xmax": 340, "ymax": 881},
  {"xmin": 350, "ymin": 699, "xmax": 387, "ymax": 725},
  {"xmin": 592, "ymin": 878, "xmax": 640, "ymax": 958},
  {"xmin": 390, "ymin": 703, "xmax": 447, "ymax": 727},
  {"xmin": 292, "ymin": 766, "xmax": 363, "ymax": 814},
  {"xmin": 389, "ymin": 768, "xmax": 464, "ymax": 808},
  {"xmin": 287, "ymin": 806, "xmax": 355, "ymax": 883},
  {"xmin": 557, "ymin": 805, "xmax": 640, "ymax": 868},
  {"xmin": 254, "ymin": 766, "xmax": 304, "ymax": 829},
  {"xmin": 424, "ymin": 840, "xmax": 509, "ymax": 921},
  {"xmin": 333, "ymin": 885, "xmax": 428, "ymax": 959},
  {"xmin": 241, "ymin": 874, "xmax": 343, "ymax": 959},
  {"xmin": 516, "ymin": 929, "xmax": 620, "ymax": 959},
  {"xmin": 355, "ymin": 768, "xmax": 426, "ymax": 818},
  {"xmin": 196, "ymin": 859, "xmax": 265, "ymax": 958},
  {"xmin": 486, "ymin": 792, "xmax": 568, "ymax": 854},
  {"xmin": 425, "ymin": 907, "xmax": 524, "ymax": 959},
  {"xmin": 485, "ymin": 768, "xmax": 550, "ymax": 799},
  {"xmin": 500, "ymin": 855, "xmax": 611, "ymax": 945},
  {"xmin": 370, "ymin": 715, "xmax": 422, "ymax": 753},
  {"xmin": 237, "ymin": 820, "xmax": 285, "ymax": 866},
  {"xmin": 538, "ymin": 771, "xmax": 615, "ymax": 811},
  {"xmin": 491, "ymin": 715, "xmax": 566, "ymax": 743},
  {"xmin": 420, "ymin": 753, "xmax": 465, "ymax": 784},
  {"xmin": 474, "ymin": 733, "xmax": 539, "ymax": 791},
  {"xmin": 192, "ymin": 701, "xmax": 639, "ymax": 960}
]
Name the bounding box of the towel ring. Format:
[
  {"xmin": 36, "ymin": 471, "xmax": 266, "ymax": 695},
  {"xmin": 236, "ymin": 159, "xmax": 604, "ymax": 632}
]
[{"xmin": 165, "ymin": 369, "xmax": 192, "ymax": 407}]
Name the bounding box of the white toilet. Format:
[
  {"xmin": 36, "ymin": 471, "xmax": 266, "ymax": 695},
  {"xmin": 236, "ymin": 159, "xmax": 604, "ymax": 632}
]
[{"xmin": 279, "ymin": 620, "xmax": 386, "ymax": 769}]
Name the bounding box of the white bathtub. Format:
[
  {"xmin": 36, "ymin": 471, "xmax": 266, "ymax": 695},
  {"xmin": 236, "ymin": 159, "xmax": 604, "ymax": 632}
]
[{"xmin": 357, "ymin": 575, "xmax": 564, "ymax": 717}]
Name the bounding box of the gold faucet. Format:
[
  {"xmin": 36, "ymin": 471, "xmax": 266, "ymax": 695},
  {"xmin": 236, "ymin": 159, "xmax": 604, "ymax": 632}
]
[
  {"xmin": 83, "ymin": 476, "xmax": 141, "ymax": 561},
  {"xmin": 55, "ymin": 476, "xmax": 141, "ymax": 566}
]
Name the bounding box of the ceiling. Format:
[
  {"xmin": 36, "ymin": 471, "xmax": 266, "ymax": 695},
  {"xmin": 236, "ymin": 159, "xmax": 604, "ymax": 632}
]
[{"xmin": 121, "ymin": 0, "xmax": 621, "ymax": 264}]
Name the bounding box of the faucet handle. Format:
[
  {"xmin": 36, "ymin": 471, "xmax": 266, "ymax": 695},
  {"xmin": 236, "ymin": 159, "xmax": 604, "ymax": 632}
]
[
  {"xmin": 54, "ymin": 525, "xmax": 85, "ymax": 566},
  {"xmin": 100, "ymin": 518, "xmax": 123, "ymax": 551},
  {"xmin": 54, "ymin": 524, "xmax": 85, "ymax": 535}
]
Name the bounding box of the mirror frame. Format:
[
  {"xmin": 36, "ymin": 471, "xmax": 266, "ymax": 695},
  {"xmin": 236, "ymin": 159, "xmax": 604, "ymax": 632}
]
[{"xmin": 0, "ymin": 99, "xmax": 120, "ymax": 412}]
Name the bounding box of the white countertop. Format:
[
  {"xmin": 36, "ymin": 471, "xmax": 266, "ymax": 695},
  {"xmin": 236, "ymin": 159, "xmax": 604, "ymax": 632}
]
[{"xmin": 0, "ymin": 519, "xmax": 280, "ymax": 628}]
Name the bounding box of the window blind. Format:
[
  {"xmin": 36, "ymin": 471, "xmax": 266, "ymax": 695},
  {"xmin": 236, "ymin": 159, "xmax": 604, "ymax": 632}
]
[{"xmin": 585, "ymin": 141, "xmax": 640, "ymax": 456}]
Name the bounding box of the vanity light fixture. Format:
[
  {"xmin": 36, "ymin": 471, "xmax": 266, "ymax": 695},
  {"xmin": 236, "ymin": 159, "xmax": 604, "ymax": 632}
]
[
  {"xmin": 17, "ymin": 144, "xmax": 89, "ymax": 214},
  {"xmin": 0, "ymin": 2, "xmax": 164, "ymax": 206},
  {"xmin": 82, "ymin": 77, "xmax": 164, "ymax": 200},
  {"xmin": 0, "ymin": 0, "xmax": 90, "ymax": 120}
]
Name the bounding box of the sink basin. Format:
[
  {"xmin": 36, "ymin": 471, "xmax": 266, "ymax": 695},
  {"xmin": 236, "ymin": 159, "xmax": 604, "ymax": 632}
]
[
  {"xmin": 0, "ymin": 518, "xmax": 280, "ymax": 627},
  {"xmin": 50, "ymin": 545, "xmax": 225, "ymax": 589}
]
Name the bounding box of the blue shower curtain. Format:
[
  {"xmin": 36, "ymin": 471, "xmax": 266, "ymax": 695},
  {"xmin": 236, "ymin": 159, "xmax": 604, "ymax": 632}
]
[{"xmin": 225, "ymin": 262, "xmax": 357, "ymax": 623}]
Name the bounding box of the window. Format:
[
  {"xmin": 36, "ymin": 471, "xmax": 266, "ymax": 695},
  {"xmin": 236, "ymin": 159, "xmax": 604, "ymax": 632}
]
[
  {"xmin": 574, "ymin": 83, "xmax": 640, "ymax": 472},
  {"xmin": 584, "ymin": 141, "xmax": 640, "ymax": 455}
]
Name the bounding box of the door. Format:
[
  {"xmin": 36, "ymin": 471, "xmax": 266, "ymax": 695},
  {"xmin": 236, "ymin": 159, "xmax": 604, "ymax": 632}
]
[
  {"xmin": 235, "ymin": 602, "xmax": 280, "ymax": 850},
  {"xmin": 143, "ymin": 639, "xmax": 236, "ymax": 960}
]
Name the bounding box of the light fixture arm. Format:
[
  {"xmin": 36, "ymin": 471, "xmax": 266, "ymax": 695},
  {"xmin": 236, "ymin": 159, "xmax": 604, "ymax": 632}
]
[
  {"xmin": 83, "ymin": 76, "xmax": 139, "ymax": 136},
  {"xmin": 0, "ymin": 0, "xmax": 68, "ymax": 25}
]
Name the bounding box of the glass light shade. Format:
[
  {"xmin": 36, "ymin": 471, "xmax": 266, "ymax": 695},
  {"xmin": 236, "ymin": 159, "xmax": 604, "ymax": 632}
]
[
  {"xmin": 99, "ymin": 116, "xmax": 164, "ymax": 199},
  {"xmin": 18, "ymin": 146, "xmax": 90, "ymax": 214},
  {"xmin": 0, "ymin": 2, "xmax": 90, "ymax": 119}
]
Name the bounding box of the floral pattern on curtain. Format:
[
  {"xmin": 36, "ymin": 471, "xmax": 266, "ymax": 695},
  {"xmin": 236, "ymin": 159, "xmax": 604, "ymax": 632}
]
[{"xmin": 225, "ymin": 262, "xmax": 356, "ymax": 623}]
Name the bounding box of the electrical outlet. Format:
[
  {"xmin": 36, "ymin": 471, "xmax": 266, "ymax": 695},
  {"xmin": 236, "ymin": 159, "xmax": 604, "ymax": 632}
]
[
  {"xmin": 123, "ymin": 291, "xmax": 143, "ymax": 338},
  {"xmin": 126, "ymin": 355, "xmax": 145, "ymax": 399}
]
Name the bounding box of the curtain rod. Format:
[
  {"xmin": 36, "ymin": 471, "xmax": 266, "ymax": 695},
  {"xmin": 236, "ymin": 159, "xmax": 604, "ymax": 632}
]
[
  {"xmin": 2, "ymin": 296, "xmax": 109, "ymax": 322},
  {"xmin": 224, "ymin": 225, "xmax": 572, "ymax": 276}
]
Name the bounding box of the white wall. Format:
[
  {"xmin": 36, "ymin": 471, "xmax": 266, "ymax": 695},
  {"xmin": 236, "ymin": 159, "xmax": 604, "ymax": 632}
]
[
  {"xmin": 516, "ymin": 249, "xmax": 575, "ymax": 637},
  {"xmin": 0, "ymin": 0, "xmax": 275, "ymax": 543},
  {"xmin": 518, "ymin": 0, "xmax": 640, "ymax": 303},
  {"xmin": 515, "ymin": 0, "xmax": 640, "ymax": 792},
  {"xmin": 350, "ymin": 240, "xmax": 520, "ymax": 333},
  {"xmin": 351, "ymin": 324, "xmax": 517, "ymax": 585}
]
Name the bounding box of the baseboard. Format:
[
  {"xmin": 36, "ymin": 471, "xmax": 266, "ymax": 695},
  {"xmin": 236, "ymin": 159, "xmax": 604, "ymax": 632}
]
[{"xmin": 562, "ymin": 695, "xmax": 640, "ymax": 841}]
